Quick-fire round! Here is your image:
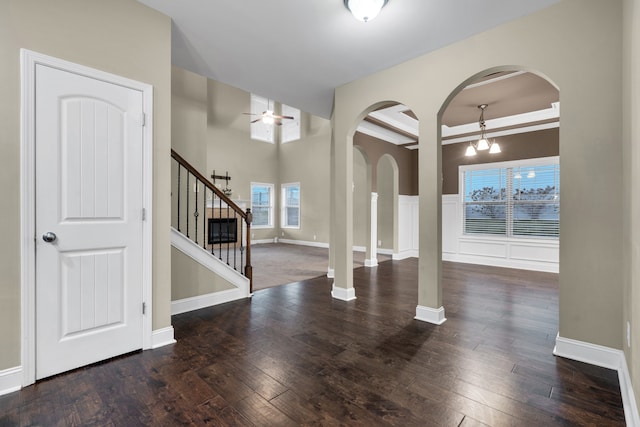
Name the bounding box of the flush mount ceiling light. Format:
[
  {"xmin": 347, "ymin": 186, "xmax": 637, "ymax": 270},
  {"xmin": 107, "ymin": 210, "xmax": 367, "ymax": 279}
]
[
  {"xmin": 344, "ymin": 0, "xmax": 388, "ymax": 22},
  {"xmin": 465, "ymin": 104, "xmax": 502, "ymax": 156}
]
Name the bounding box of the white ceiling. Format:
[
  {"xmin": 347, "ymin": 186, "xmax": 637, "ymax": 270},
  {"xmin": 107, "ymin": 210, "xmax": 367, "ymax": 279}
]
[{"xmin": 137, "ymin": 0, "xmax": 560, "ymax": 119}]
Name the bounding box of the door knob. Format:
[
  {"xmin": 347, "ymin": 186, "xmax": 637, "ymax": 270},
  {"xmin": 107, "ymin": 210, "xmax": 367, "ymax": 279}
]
[{"xmin": 42, "ymin": 232, "xmax": 57, "ymax": 243}]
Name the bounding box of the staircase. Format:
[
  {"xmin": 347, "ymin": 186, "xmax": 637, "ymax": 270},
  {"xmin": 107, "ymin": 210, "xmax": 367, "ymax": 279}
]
[{"xmin": 171, "ymin": 149, "xmax": 253, "ymax": 294}]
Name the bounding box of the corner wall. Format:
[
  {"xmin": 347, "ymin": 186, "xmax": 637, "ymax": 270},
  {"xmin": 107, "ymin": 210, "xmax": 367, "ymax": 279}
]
[
  {"xmin": 0, "ymin": 0, "xmax": 172, "ymax": 371},
  {"xmin": 623, "ymin": 0, "xmax": 640, "ymax": 412}
]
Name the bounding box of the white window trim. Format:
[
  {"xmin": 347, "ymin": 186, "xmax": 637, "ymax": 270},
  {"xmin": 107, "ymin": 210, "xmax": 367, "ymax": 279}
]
[
  {"xmin": 281, "ymin": 182, "xmax": 301, "ymax": 229},
  {"xmin": 458, "ymin": 156, "xmax": 559, "ymax": 240},
  {"xmin": 250, "ymin": 182, "xmax": 275, "ymax": 229}
]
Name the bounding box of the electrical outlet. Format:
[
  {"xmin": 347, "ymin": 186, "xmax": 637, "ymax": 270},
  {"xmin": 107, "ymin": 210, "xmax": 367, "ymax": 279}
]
[
  {"xmin": 627, "ymin": 321, "xmax": 631, "ymax": 348},
  {"xmin": 313, "ymin": 235, "xmax": 317, "ymax": 241},
  {"xmin": 378, "ymin": 240, "xmax": 382, "ymax": 247},
  {"xmin": 281, "ymin": 231, "xmax": 284, "ymax": 236},
  {"xmin": 251, "ymin": 233, "xmax": 254, "ymax": 239}
]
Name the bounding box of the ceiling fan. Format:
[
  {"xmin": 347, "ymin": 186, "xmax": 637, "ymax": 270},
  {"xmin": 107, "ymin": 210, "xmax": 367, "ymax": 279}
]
[{"xmin": 243, "ymin": 99, "xmax": 294, "ymax": 126}]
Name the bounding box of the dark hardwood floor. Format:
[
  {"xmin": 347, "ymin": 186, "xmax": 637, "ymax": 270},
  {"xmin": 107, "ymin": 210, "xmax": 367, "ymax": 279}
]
[{"xmin": 0, "ymin": 260, "xmax": 625, "ymax": 426}]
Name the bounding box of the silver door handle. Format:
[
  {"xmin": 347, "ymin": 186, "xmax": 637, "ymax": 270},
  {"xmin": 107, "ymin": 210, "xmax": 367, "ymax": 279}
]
[{"xmin": 42, "ymin": 232, "xmax": 57, "ymax": 243}]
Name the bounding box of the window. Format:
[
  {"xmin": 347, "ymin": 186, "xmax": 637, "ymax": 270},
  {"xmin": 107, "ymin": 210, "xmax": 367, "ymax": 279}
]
[
  {"xmin": 461, "ymin": 157, "xmax": 559, "ymax": 239},
  {"xmin": 281, "ymin": 183, "xmax": 300, "ymax": 228},
  {"xmin": 251, "ymin": 183, "xmax": 274, "ymax": 228},
  {"xmin": 250, "ymin": 93, "xmax": 301, "ymax": 144},
  {"xmin": 250, "ymin": 94, "xmax": 275, "ymax": 143},
  {"xmin": 281, "ymin": 104, "xmax": 301, "ymax": 143}
]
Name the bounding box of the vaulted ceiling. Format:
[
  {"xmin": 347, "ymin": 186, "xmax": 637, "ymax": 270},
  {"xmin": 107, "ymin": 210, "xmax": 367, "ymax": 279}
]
[{"xmin": 137, "ymin": 0, "xmax": 560, "ymax": 120}]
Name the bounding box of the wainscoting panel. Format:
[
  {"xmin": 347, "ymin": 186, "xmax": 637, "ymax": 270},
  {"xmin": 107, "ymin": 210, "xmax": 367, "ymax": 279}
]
[{"xmin": 442, "ymin": 194, "xmax": 559, "ymax": 272}]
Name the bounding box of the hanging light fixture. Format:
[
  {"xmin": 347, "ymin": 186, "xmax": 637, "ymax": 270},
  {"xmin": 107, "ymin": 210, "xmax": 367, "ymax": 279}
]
[
  {"xmin": 465, "ymin": 104, "xmax": 501, "ymax": 156},
  {"xmin": 344, "ymin": 0, "xmax": 388, "ymax": 22}
]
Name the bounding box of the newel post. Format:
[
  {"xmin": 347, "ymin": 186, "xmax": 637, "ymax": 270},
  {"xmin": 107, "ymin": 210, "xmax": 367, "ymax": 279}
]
[{"xmin": 245, "ymin": 208, "xmax": 253, "ymax": 293}]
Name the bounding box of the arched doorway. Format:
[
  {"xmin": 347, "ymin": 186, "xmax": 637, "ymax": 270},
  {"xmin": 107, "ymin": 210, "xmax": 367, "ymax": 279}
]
[{"xmin": 438, "ymin": 70, "xmax": 560, "ymax": 274}]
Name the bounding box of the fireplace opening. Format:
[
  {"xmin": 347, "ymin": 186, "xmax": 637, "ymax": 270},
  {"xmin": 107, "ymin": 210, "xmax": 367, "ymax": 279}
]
[{"xmin": 208, "ymin": 218, "xmax": 237, "ymax": 244}]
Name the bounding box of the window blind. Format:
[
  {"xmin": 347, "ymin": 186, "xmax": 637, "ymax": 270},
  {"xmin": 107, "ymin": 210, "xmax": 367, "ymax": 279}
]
[{"xmin": 463, "ymin": 161, "xmax": 559, "ymax": 239}]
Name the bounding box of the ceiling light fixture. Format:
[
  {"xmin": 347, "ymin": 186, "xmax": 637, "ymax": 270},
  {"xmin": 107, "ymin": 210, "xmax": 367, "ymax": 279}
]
[
  {"xmin": 344, "ymin": 0, "xmax": 388, "ymax": 22},
  {"xmin": 465, "ymin": 104, "xmax": 502, "ymax": 156}
]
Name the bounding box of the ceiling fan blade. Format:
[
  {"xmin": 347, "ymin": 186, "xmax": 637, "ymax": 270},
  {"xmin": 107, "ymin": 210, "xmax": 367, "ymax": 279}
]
[
  {"xmin": 243, "ymin": 112, "xmax": 259, "ymax": 116},
  {"xmin": 250, "ymin": 118, "xmax": 262, "ymax": 123}
]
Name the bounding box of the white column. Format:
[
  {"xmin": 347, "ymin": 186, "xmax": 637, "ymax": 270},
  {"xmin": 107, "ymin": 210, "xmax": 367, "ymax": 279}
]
[{"xmin": 365, "ymin": 192, "xmax": 378, "ymax": 267}]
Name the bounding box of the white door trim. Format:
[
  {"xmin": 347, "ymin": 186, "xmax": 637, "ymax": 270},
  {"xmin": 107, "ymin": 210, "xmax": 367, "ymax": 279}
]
[{"xmin": 20, "ymin": 49, "xmax": 154, "ymax": 386}]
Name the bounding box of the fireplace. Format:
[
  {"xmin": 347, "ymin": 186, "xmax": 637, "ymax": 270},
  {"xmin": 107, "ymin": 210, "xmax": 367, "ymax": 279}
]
[{"xmin": 208, "ymin": 218, "xmax": 237, "ymax": 244}]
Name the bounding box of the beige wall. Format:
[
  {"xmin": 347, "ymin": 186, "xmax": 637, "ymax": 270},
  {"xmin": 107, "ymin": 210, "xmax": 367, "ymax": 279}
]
[
  {"xmin": 205, "ymin": 79, "xmax": 332, "ymax": 244},
  {"xmin": 279, "ymin": 115, "xmax": 332, "ymax": 243},
  {"xmin": 377, "ymin": 155, "xmax": 398, "ymax": 251},
  {"xmin": 171, "ymin": 248, "xmax": 235, "ymax": 300},
  {"xmin": 442, "ymin": 128, "xmax": 559, "ymax": 194},
  {"xmin": 333, "ymin": 0, "xmax": 623, "ymax": 350},
  {"xmin": 0, "ymin": 0, "xmax": 172, "ymax": 371},
  {"xmin": 353, "ymin": 147, "xmax": 370, "ymax": 248},
  {"xmin": 622, "ymin": 0, "xmax": 640, "ymax": 411}
]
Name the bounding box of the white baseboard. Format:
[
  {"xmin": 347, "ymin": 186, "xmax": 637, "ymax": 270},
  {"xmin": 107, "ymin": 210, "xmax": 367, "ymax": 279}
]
[
  {"xmin": 331, "ymin": 283, "xmax": 356, "ymax": 301},
  {"xmin": 365, "ymin": 258, "xmax": 378, "ymax": 267},
  {"xmin": 553, "ymin": 334, "xmax": 639, "ymax": 426},
  {"xmin": 252, "ymin": 238, "xmax": 277, "ymax": 244},
  {"xmin": 415, "ymin": 305, "xmax": 447, "ymax": 325},
  {"xmin": 393, "ymin": 250, "xmax": 418, "ymax": 260},
  {"xmin": 171, "ymin": 288, "xmax": 247, "ymax": 315},
  {"xmin": 327, "ymin": 268, "xmax": 335, "ymax": 278},
  {"xmin": 442, "ymin": 252, "xmax": 559, "ymax": 273},
  {"xmin": 353, "ymin": 245, "xmax": 366, "ymax": 253},
  {"xmin": 151, "ymin": 326, "xmax": 176, "ymax": 349},
  {"xmin": 377, "ymin": 248, "xmax": 393, "ymax": 255},
  {"xmin": 0, "ymin": 366, "xmax": 22, "ymax": 396},
  {"xmin": 279, "ymin": 239, "xmax": 329, "ymax": 248}
]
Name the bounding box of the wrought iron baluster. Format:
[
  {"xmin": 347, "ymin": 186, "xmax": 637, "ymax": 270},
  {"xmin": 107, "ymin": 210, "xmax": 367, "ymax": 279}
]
[
  {"xmin": 186, "ymin": 173, "xmax": 190, "ymax": 238},
  {"xmin": 177, "ymin": 163, "xmax": 181, "ymax": 232},
  {"xmin": 194, "ymin": 179, "xmax": 199, "ymax": 244},
  {"xmin": 203, "ymin": 185, "xmax": 207, "ymax": 249}
]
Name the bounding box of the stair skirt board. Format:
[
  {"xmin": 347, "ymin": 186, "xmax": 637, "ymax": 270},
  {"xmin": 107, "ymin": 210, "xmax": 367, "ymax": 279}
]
[
  {"xmin": 170, "ymin": 227, "xmax": 250, "ymax": 315},
  {"xmin": 171, "ymin": 288, "xmax": 247, "ymax": 315}
]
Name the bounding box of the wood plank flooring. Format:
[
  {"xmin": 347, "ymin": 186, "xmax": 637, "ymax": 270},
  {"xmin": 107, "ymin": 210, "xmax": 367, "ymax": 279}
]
[{"xmin": 0, "ymin": 260, "xmax": 625, "ymax": 426}]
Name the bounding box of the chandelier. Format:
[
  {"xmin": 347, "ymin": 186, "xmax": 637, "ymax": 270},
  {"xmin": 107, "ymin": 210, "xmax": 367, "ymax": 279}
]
[{"xmin": 465, "ymin": 104, "xmax": 501, "ymax": 156}]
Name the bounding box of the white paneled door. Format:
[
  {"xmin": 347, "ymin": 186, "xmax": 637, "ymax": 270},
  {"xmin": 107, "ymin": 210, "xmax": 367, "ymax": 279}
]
[{"xmin": 35, "ymin": 64, "xmax": 145, "ymax": 379}]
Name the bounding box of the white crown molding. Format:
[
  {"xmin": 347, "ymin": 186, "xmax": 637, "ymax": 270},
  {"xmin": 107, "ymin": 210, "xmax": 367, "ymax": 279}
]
[
  {"xmin": 368, "ymin": 104, "xmax": 419, "ymax": 137},
  {"xmin": 359, "ymin": 102, "xmax": 559, "ymax": 146},
  {"xmin": 442, "ymin": 102, "xmax": 560, "ymax": 139},
  {"xmin": 356, "ymin": 120, "xmax": 417, "ymax": 145}
]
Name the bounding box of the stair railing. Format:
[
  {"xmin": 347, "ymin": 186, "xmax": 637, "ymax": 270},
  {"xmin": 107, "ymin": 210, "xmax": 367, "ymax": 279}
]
[{"xmin": 171, "ymin": 149, "xmax": 253, "ymax": 292}]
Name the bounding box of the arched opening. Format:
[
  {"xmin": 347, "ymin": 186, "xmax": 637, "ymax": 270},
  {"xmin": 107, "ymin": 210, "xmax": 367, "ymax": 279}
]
[
  {"xmin": 439, "ymin": 69, "xmax": 559, "ymax": 269},
  {"xmin": 437, "ymin": 68, "xmax": 560, "ymax": 321}
]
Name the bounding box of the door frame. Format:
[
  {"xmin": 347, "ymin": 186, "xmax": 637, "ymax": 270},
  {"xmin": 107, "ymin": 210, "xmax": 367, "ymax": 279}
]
[{"xmin": 20, "ymin": 49, "xmax": 154, "ymax": 386}]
